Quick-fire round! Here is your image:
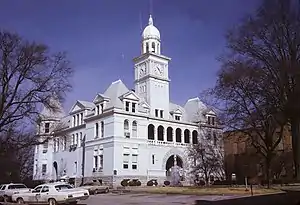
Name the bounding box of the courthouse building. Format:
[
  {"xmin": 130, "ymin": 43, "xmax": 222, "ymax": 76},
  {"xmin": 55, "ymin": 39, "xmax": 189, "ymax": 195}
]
[{"xmin": 33, "ymin": 15, "xmax": 222, "ymax": 186}]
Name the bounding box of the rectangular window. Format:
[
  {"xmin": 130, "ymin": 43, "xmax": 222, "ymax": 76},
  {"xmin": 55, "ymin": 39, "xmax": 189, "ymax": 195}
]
[
  {"xmin": 175, "ymin": 116, "xmax": 181, "ymax": 121},
  {"xmin": 73, "ymin": 116, "xmax": 76, "ymax": 127},
  {"xmin": 79, "ymin": 132, "xmax": 82, "ymax": 147},
  {"xmin": 101, "ymin": 121, "xmax": 104, "ymax": 138},
  {"xmin": 123, "ymin": 153, "xmax": 129, "ymax": 169},
  {"xmin": 160, "ymin": 110, "xmax": 164, "ymax": 118},
  {"xmin": 96, "ymin": 105, "xmax": 100, "ymax": 115},
  {"xmin": 99, "ymin": 155, "xmax": 103, "ymax": 169},
  {"xmin": 94, "ymin": 156, "xmax": 98, "ymax": 170},
  {"xmin": 42, "ymin": 164, "xmax": 47, "ymax": 174},
  {"xmin": 155, "ymin": 109, "xmax": 158, "ymax": 117},
  {"xmin": 125, "ymin": 102, "xmax": 130, "ymax": 111},
  {"xmin": 132, "ymin": 154, "xmax": 138, "ymax": 170},
  {"xmin": 132, "ymin": 103, "xmax": 136, "ymax": 113},
  {"xmin": 77, "ymin": 114, "xmax": 80, "ymax": 126},
  {"xmin": 80, "ymin": 113, "xmax": 83, "ymax": 125},
  {"xmin": 208, "ymin": 116, "xmax": 211, "ymax": 125},
  {"xmin": 152, "ymin": 154, "xmax": 155, "ymax": 164},
  {"xmin": 53, "ymin": 139, "xmax": 57, "ymax": 152},
  {"xmin": 212, "ymin": 117, "xmax": 215, "ymax": 125},
  {"xmin": 76, "ymin": 133, "xmax": 78, "ymax": 145},
  {"xmin": 45, "ymin": 123, "xmax": 50, "ymax": 133},
  {"xmin": 43, "ymin": 142, "xmax": 48, "ymax": 153},
  {"xmin": 95, "ymin": 123, "xmax": 99, "ymax": 138},
  {"xmin": 100, "ymin": 104, "xmax": 104, "ymax": 113},
  {"xmin": 63, "ymin": 136, "xmax": 67, "ymax": 150}
]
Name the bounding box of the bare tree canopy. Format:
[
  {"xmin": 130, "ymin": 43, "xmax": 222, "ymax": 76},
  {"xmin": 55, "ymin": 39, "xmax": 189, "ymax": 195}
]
[
  {"xmin": 206, "ymin": 0, "xmax": 300, "ymax": 185},
  {"xmin": 0, "ymin": 30, "xmax": 73, "ymax": 133}
]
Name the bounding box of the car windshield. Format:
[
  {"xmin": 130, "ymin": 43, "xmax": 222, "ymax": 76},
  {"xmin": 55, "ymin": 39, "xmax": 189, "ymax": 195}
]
[
  {"xmin": 8, "ymin": 184, "xmax": 27, "ymax": 189},
  {"xmin": 55, "ymin": 184, "xmax": 73, "ymax": 191}
]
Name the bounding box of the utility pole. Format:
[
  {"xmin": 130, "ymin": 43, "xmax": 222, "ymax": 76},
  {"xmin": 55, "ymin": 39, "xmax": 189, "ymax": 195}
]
[{"xmin": 80, "ymin": 134, "xmax": 86, "ymax": 186}]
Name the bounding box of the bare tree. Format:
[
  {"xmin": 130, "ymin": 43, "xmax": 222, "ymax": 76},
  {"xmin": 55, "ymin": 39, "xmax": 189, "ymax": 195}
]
[
  {"xmin": 188, "ymin": 129, "xmax": 225, "ymax": 185},
  {"xmin": 216, "ymin": 0, "xmax": 300, "ymax": 179},
  {"xmin": 0, "ymin": 30, "xmax": 73, "ymax": 134}
]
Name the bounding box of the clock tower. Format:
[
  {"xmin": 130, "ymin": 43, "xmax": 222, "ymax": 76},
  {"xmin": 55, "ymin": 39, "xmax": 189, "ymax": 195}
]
[{"xmin": 133, "ymin": 15, "xmax": 171, "ymax": 119}]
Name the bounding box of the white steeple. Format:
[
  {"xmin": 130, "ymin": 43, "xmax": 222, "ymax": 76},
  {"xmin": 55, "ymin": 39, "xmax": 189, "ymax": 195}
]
[{"xmin": 141, "ymin": 15, "xmax": 161, "ymax": 54}]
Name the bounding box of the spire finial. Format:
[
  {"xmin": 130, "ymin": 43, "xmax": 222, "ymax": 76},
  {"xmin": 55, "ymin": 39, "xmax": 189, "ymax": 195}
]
[{"xmin": 148, "ymin": 14, "xmax": 153, "ymax": 25}]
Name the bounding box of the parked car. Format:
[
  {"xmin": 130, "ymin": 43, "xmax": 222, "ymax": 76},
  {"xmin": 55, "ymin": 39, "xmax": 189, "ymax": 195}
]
[
  {"xmin": 0, "ymin": 183, "xmax": 31, "ymax": 202},
  {"xmin": 80, "ymin": 182, "xmax": 109, "ymax": 194},
  {"xmin": 11, "ymin": 182, "xmax": 89, "ymax": 205}
]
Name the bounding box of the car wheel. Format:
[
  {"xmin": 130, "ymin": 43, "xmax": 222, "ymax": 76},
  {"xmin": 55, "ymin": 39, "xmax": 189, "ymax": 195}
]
[
  {"xmin": 48, "ymin": 198, "xmax": 57, "ymax": 205},
  {"xmin": 94, "ymin": 189, "xmax": 98, "ymax": 194},
  {"xmin": 69, "ymin": 202, "xmax": 77, "ymax": 205},
  {"xmin": 105, "ymin": 188, "xmax": 109, "ymax": 193},
  {"xmin": 17, "ymin": 198, "xmax": 25, "ymax": 204},
  {"xmin": 3, "ymin": 195, "xmax": 10, "ymax": 202}
]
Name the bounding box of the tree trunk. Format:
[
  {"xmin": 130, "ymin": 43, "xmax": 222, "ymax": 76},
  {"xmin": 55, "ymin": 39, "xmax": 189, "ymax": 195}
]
[
  {"xmin": 265, "ymin": 156, "xmax": 271, "ymax": 189},
  {"xmin": 291, "ymin": 118, "xmax": 300, "ymax": 180}
]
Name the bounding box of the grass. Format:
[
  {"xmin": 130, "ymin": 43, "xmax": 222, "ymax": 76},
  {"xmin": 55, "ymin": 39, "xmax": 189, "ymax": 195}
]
[{"xmin": 127, "ymin": 186, "xmax": 283, "ymax": 196}]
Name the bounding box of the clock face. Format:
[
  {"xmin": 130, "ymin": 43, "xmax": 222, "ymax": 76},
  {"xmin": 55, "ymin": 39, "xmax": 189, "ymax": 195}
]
[
  {"xmin": 139, "ymin": 64, "xmax": 146, "ymax": 77},
  {"xmin": 155, "ymin": 64, "xmax": 163, "ymax": 76}
]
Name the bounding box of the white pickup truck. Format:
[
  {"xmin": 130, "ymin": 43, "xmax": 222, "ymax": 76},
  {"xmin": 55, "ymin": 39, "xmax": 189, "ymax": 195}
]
[{"xmin": 0, "ymin": 183, "xmax": 31, "ymax": 202}]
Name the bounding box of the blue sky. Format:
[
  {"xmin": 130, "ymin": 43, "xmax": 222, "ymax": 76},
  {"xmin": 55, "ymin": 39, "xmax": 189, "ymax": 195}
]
[{"xmin": 0, "ymin": 0, "xmax": 260, "ymax": 111}]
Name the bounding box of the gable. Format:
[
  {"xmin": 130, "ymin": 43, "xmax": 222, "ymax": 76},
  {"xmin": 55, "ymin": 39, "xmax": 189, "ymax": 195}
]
[
  {"xmin": 119, "ymin": 91, "xmax": 140, "ymax": 101},
  {"xmin": 171, "ymin": 108, "xmax": 182, "ymax": 115},
  {"xmin": 69, "ymin": 101, "xmax": 85, "ymax": 114},
  {"xmin": 207, "ymin": 110, "xmax": 216, "ymax": 116},
  {"xmin": 93, "ymin": 94, "xmax": 110, "ymax": 104},
  {"xmin": 141, "ymin": 102, "xmax": 150, "ymax": 109}
]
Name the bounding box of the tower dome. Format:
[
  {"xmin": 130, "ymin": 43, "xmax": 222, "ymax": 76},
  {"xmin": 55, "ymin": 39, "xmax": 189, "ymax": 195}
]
[
  {"xmin": 141, "ymin": 15, "xmax": 161, "ymax": 54},
  {"xmin": 142, "ymin": 15, "xmax": 160, "ymax": 40}
]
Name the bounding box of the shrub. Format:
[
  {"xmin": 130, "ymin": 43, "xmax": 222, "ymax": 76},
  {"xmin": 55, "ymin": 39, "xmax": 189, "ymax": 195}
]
[
  {"xmin": 128, "ymin": 180, "xmax": 135, "ymax": 186},
  {"xmin": 121, "ymin": 179, "xmax": 130, "ymax": 187},
  {"xmin": 164, "ymin": 180, "xmax": 170, "ymax": 186},
  {"xmin": 147, "ymin": 179, "xmax": 158, "ymax": 186},
  {"xmin": 136, "ymin": 180, "xmax": 142, "ymax": 186}
]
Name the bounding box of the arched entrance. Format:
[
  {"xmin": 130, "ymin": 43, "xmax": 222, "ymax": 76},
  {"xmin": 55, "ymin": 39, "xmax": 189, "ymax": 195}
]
[{"xmin": 165, "ymin": 155, "xmax": 183, "ymax": 177}]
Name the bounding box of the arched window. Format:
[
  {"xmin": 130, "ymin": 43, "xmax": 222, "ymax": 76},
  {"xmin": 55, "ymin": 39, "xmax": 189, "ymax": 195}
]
[
  {"xmin": 192, "ymin": 130, "xmax": 198, "ymax": 144},
  {"xmin": 167, "ymin": 127, "xmax": 173, "ymax": 142},
  {"xmin": 132, "ymin": 121, "xmax": 137, "ymax": 138},
  {"xmin": 157, "ymin": 125, "xmax": 164, "ymax": 141},
  {"xmin": 124, "ymin": 120, "xmax": 129, "ymax": 138},
  {"xmin": 100, "ymin": 121, "xmax": 104, "ymax": 138},
  {"xmin": 146, "ymin": 42, "xmax": 149, "ymax": 53},
  {"xmin": 176, "ymin": 128, "xmax": 182, "ymax": 143},
  {"xmin": 148, "ymin": 124, "xmax": 154, "ymax": 140},
  {"xmin": 152, "ymin": 42, "xmax": 156, "ymax": 53},
  {"xmin": 184, "ymin": 129, "xmax": 190, "ymax": 144}
]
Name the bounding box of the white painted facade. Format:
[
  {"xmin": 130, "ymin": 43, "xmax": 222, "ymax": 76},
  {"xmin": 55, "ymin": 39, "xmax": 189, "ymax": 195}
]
[{"xmin": 33, "ymin": 15, "xmax": 222, "ymax": 186}]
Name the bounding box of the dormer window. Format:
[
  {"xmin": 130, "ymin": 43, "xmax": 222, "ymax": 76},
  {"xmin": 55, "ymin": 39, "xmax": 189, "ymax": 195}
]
[
  {"xmin": 45, "ymin": 123, "xmax": 50, "ymax": 133},
  {"xmin": 96, "ymin": 105, "xmax": 100, "ymax": 115},
  {"xmin": 160, "ymin": 110, "xmax": 164, "ymax": 118},
  {"xmin": 155, "ymin": 109, "xmax": 159, "ymax": 117},
  {"xmin": 132, "ymin": 103, "xmax": 136, "ymax": 113},
  {"xmin": 175, "ymin": 116, "xmax": 181, "ymax": 121},
  {"xmin": 96, "ymin": 103, "xmax": 104, "ymax": 115},
  {"xmin": 100, "ymin": 104, "xmax": 104, "ymax": 113},
  {"xmin": 125, "ymin": 102, "xmax": 130, "ymax": 112},
  {"xmin": 208, "ymin": 116, "xmax": 216, "ymax": 126}
]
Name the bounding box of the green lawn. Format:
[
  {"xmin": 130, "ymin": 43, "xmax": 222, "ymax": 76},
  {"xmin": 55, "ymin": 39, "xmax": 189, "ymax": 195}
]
[{"xmin": 127, "ymin": 186, "xmax": 283, "ymax": 196}]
